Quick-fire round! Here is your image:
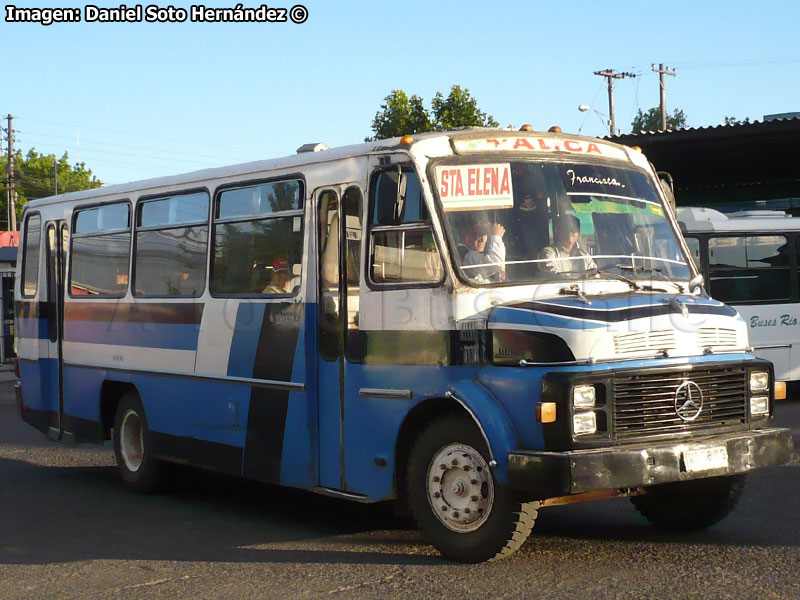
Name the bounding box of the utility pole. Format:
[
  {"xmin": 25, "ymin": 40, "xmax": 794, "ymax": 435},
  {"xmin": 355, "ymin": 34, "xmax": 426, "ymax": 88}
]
[
  {"xmin": 594, "ymin": 69, "xmax": 636, "ymax": 136},
  {"xmin": 3, "ymin": 115, "xmax": 16, "ymax": 231},
  {"xmin": 652, "ymin": 64, "xmax": 677, "ymax": 131}
]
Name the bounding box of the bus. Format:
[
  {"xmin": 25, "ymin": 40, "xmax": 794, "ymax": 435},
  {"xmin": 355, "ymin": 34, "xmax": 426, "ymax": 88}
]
[
  {"xmin": 678, "ymin": 206, "xmax": 800, "ymax": 392},
  {"xmin": 15, "ymin": 128, "xmax": 793, "ymax": 563}
]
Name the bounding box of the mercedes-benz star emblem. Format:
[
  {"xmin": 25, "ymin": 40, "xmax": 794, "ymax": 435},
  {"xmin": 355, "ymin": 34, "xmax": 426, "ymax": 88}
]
[{"xmin": 674, "ymin": 381, "xmax": 704, "ymax": 421}]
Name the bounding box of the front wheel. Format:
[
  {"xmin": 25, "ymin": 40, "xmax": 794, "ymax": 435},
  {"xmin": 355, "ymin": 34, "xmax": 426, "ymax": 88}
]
[
  {"xmin": 406, "ymin": 413, "xmax": 538, "ymax": 562},
  {"xmin": 113, "ymin": 392, "xmax": 164, "ymax": 493},
  {"xmin": 631, "ymin": 474, "xmax": 746, "ymax": 531}
]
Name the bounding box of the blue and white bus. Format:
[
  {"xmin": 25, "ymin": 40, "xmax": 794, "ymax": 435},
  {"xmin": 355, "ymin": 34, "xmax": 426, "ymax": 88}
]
[{"xmin": 15, "ymin": 128, "xmax": 793, "ymax": 562}]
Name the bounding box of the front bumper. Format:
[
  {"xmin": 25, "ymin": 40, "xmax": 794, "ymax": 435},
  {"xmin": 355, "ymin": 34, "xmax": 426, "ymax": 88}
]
[{"xmin": 508, "ymin": 427, "xmax": 794, "ymax": 498}]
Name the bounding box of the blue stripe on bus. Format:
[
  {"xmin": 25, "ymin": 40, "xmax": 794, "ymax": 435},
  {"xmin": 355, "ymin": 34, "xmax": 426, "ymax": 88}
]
[
  {"xmin": 489, "ymin": 306, "xmax": 606, "ymax": 330},
  {"xmin": 63, "ymin": 320, "xmax": 201, "ymax": 351}
]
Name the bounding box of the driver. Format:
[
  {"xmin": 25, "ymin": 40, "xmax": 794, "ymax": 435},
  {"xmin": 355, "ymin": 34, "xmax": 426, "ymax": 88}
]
[{"xmin": 538, "ymin": 214, "xmax": 596, "ymax": 274}]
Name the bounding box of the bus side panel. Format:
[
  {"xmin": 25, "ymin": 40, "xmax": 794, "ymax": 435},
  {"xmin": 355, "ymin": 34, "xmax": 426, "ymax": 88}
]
[
  {"xmin": 340, "ymin": 364, "xmax": 470, "ymax": 499},
  {"xmin": 16, "ymin": 300, "xmax": 58, "ymax": 433},
  {"xmin": 236, "ymin": 301, "xmax": 309, "ymax": 486},
  {"xmin": 278, "ymin": 304, "xmax": 317, "ymax": 489}
]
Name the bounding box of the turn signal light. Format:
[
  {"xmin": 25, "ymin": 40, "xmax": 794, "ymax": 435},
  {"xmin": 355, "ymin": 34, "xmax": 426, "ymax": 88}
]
[
  {"xmin": 536, "ymin": 402, "xmax": 557, "ymax": 423},
  {"xmin": 774, "ymin": 381, "xmax": 786, "ymax": 401}
]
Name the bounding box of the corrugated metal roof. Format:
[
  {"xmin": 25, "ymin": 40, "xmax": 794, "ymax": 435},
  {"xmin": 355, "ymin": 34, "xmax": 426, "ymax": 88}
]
[{"xmin": 611, "ymin": 116, "xmax": 800, "ymax": 142}]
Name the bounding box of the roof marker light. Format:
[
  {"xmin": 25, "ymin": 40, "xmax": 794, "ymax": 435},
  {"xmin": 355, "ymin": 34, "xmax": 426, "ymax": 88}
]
[
  {"xmin": 519, "ymin": 124, "xmax": 534, "ymax": 132},
  {"xmin": 630, "ymin": 145, "xmax": 642, "ymax": 153},
  {"xmin": 548, "ymin": 126, "xmax": 562, "ymax": 133},
  {"xmin": 400, "ymin": 135, "xmax": 414, "ymax": 145}
]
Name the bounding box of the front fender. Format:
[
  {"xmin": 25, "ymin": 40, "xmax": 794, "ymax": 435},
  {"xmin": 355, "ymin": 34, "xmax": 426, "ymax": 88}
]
[{"xmin": 447, "ymin": 380, "xmax": 520, "ymax": 485}]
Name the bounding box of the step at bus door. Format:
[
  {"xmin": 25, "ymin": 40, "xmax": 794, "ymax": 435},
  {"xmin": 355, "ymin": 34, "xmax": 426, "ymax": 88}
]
[
  {"xmin": 316, "ymin": 184, "xmax": 364, "ymax": 491},
  {"xmin": 44, "ymin": 221, "xmax": 68, "ymax": 441}
]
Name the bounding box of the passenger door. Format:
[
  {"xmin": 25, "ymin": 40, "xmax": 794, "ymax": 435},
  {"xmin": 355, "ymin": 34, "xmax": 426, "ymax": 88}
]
[
  {"xmin": 44, "ymin": 220, "xmax": 68, "ymax": 440},
  {"xmin": 316, "ymin": 184, "xmax": 364, "ymax": 491}
]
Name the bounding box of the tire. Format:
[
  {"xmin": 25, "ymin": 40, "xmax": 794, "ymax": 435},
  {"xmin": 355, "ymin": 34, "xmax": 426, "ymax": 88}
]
[
  {"xmin": 113, "ymin": 392, "xmax": 164, "ymax": 493},
  {"xmin": 631, "ymin": 474, "xmax": 746, "ymax": 531},
  {"xmin": 406, "ymin": 413, "xmax": 538, "ymax": 563}
]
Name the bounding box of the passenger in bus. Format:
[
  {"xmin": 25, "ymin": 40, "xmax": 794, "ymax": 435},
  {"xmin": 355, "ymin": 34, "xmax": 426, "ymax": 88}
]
[
  {"xmin": 538, "ymin": 215, "xmax": 596, "ymax": 274},
  {"xmin": 263, "ymin": 257, "xmax": 292, "ymax": 294},
  {"xmin": 458, "ymin": 217, "xmax": 506, "ymax": 282}
]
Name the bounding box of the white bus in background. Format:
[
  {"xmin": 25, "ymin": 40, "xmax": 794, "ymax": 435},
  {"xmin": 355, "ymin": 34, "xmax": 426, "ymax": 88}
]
[{"xmin": 678, "ymin": 206, "xmax": 800, "ymax": 394}]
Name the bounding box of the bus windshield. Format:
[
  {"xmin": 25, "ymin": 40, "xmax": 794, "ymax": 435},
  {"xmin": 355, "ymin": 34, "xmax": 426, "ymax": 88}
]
[{"xmin": 435, "ymin": 159, "xmax": 690, "ymax": 286}]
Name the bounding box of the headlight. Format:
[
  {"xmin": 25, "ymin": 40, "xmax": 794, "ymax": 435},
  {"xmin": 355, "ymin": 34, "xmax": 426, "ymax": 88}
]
[
  {"xmin": 750, "ymin": 371, "xmax": 769, "ymax": 392},
  {"xmin": 750, "ymin": 396, "xmax": 769, "ymax": 417},
  {"xmin": 572, "ymin": 385, "xmax": 596, "ymax": 409},
  {"xmin": 573, "ymin": 412, "xmax": 597, "ymax": 435}
]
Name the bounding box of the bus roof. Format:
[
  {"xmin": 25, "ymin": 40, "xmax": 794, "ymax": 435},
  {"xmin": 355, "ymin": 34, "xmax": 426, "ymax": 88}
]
[
  {"xmin": 677, "ymin": 206, "xmax": 800, "ymax": 232},
  {"xmin": 23, "ymin": 128, "xmax": 640, "ymax": 211}
]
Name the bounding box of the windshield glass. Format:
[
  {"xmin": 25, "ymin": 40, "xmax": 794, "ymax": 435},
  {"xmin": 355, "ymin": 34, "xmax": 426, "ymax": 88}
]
[{"xmin": 434, "ymin": 160, "xmax": 690, "ymax": 285}]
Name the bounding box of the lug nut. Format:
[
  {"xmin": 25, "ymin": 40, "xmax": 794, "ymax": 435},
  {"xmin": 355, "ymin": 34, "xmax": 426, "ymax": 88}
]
[
  {"xmin": 442, "ymin": 506, "xmax": 447, "ymax": 511},
  {"xmin": 440, "ymin": 464, "xmax": 447, "ymax": 470},
  {"xmin": 471, "ymin": 495, "xmax": 478, "ymax": 501},
  {"xmin": 433, "ymin": 476, "xmax": 440, "ymax": 483},
  {"xmin": 464, "ymin": 508, "xmax": 470, "ymax": 514},
  {"xmin": 478, "ymin": 508, "xmax": 484, "ymax": 513},
  {"xmin": 433, "ymin": 492, "xmax": 440, "ymax": 498},
  {"xmin": 470, "ymin": 479, "xmax": 478, "ymax": 485},
  {"xmin": 451, "ymin": 459, "xmax": 459, "ymax": 466},
  {"xmin": 453, "ymin": 511, "xmax": 460, "ymax": 518},
  {"xmin": 462, "ymin": 465, "xmax": 471, "ymax": 471}
]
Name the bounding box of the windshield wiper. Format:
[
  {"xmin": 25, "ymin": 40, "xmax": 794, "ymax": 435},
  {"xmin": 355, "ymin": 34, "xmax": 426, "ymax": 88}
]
[
  {"xmin": 559, "ymin": 284, "xmax": 591, "ymax": 305},
  {"xmin": 587, "ymin": 268, "xmax": 641, "ymax": 292},
  {"xmin": 614, "ymin": 264, "xmax": 685, "ymax": 293}
]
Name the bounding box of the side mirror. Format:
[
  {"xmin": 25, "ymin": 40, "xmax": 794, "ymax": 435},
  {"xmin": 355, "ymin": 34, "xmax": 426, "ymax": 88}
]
[{"xmin": 689, "ymin": 273, "xmax": 704, "ymax": 295}]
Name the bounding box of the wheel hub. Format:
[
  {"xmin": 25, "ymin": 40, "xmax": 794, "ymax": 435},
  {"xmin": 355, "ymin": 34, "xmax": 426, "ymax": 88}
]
[{"xmin": 427, "ymin": 443, "xmax": 494, "ymax": 532}]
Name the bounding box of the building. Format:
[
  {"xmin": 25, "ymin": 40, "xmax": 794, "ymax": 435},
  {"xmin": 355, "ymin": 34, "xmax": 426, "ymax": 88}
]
[{"xmin": 611, "ymin": 117, "xmax": 800, "ymax": 214}]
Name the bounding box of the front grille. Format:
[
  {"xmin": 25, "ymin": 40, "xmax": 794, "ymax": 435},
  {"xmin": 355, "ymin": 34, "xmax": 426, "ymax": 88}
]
[{"xmin": 612, "ymin": 367, "xmax": 747, "ymax": 439}]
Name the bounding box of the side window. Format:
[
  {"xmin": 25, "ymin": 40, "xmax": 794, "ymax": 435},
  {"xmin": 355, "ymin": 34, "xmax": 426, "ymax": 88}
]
[
  {"xmin": 21, "ymin": 214, "xmax": 42, "ymax": 297},
  {"xmin": 708, "ymin": 235, "xmax": 791, "ymax": 303},
  {"xmin": 134, "ymin": 191, "xmax": 209, "ymax": 297},
  {"xmin": 211, "ymin": 179, "xmax": 304, "ymax": 296},
  {"xmin": 70, "ymin": 203, "xmax": 131, "ymax": 296},
  {"xmin": 368, "ymin": 169, "xmax": 443, "ymax": 285}
]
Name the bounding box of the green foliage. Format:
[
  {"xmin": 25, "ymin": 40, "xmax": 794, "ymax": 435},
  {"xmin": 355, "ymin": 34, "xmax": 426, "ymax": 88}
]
[
  {"xmin": 723, "ymin": 115, "xmax": 751, "ymax": 125},
  {"xmin": 367, "ymin": 85, "xmax": 497, "ymax": 141},
  {"xmin": 0, "ymin": 149, "xmax": 102, "ymax": 225},
  {"xmin": 630, "ymin": 107, "xmax": 687, "ymax": 132}
]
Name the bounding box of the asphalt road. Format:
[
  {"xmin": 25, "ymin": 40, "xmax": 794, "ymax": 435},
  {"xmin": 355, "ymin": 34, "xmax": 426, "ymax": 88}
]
[{"xmin": 1, "ymin": 378, "xmax": 798, "ymax": 600}]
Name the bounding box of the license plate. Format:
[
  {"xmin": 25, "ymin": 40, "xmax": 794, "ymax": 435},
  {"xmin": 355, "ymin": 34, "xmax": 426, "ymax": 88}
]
[{"xmin": 683, "ymin": 446, "xmax": 729, "ymax": 473}]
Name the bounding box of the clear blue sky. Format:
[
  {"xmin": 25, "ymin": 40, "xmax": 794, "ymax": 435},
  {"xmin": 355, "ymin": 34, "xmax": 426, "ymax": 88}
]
[{"xmin": 3, "ymin": 0, "xmax": 799, "ymax": 187}]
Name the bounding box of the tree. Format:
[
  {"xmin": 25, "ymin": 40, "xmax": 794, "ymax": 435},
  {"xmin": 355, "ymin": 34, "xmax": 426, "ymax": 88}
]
[
  {"xmin": 723, "ymin": 116, "xmax": 751, "ymax": 125},
  {"xmin": 367, "ymin": 90, "xmax": 432, "ymax": 141},
  {"xmin": 630, "ymin": 107, "xmax": 687, "ymax": 132},
  {"xmin": 0, "ymin": 149, "xmax": 102, "ymax": 226},
  {"xmin": 367, "ymin": 85, "xmax": 498, "ymax": 141},
  {"xmin": 430, "ymin": 85, "xmax": 499, "ymax": 130}
]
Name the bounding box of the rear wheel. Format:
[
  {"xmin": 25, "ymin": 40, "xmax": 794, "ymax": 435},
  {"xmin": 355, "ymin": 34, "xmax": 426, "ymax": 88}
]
[
  {"xmin": 113, "ymin": 392, "xmax": 163, "ymax": 493},
  {"xmin": 631, "ymin": 474, "xmax": 746, "ymax": 531},
  {"xmin": 406, "ymin": 413, "xmax": 538, "ymax": 562}
]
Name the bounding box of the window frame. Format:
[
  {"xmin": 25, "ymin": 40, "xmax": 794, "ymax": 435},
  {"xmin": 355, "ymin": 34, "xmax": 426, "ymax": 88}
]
[
  {"xmin": 209, "ymin": 175, "xmax": 306, "ymax": 299},
  {"xmin": 68, "ymin": 200, "xmax": 132, "ymax": 299},
  {"xmin": 20, "ymin": 212, "xmax": 42, "ymax": 298},
  {"xmin": 132, "ymin": 188, "xmax": 211, "ymax": 299},
  {"xmin": 365, "ymin": 165, "xmax": 446, "ymax": 291}
]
